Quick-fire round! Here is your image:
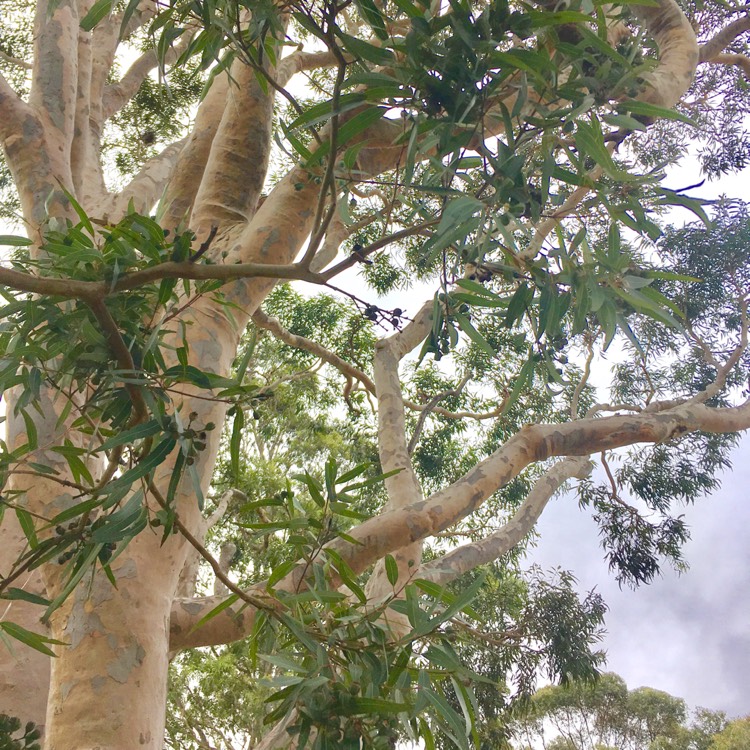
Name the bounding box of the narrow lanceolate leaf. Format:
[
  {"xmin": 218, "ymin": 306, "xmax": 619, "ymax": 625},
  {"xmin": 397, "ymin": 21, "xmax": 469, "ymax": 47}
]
[
  {"xmin": 230, "ymin": 408, "xmax": 245, "ymax": 480},
  {"xmin": 96, "ymin": 418, "xmax": 162, "ymax": 452},
  {"xmin": 0, "ymin": 588, "xmax": 50, "ymax": 606},
  {"xmin": 618, "ymin": 99, "xmax": 697, "ymax": 126},
  {"xmin": 453, "ymin": 312, "xmax": 495, "ymax": 357},
  {"xmin": 422, "ymin": 687, "xmax": 470, "ymax": 750},
  {"xmin": 106, "ymin": 437, "xmax": 177, "ymax": 492},
  {"xmin": 0, "ymin": 621, "xmax": 67, "ymax": 657},
  {"xmin": 188, "ymin": 594, "xmax": 240, "ymax": 634},
  {"xmin": 15, "ymin": 508, "xmax": 38, "ymax": 548},
  {"xmin": 385, "ymin": 554, "xmax": 399, "ymax": 586},
  {"xmin": 79, "ymin": 0, "xmax": 116, "ymax": 30},
  {"xmin": 0, "ymin": 235, "xmax": 32, "ymax": 247},
  {"xmin": 338, "ymin": 697, "xmax": 414, "ymax": 716}
]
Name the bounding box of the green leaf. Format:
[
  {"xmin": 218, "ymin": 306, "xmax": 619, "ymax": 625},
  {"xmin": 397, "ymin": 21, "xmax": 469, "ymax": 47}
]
[
  {"xmin": 353, "ymin": 0, "xmax": 388, "ymax": 38},
  {"xmin": 385, "ymin": 554, "xmax": 399, "ymax": 586},
  {"xmin": 267, "ymin": 559, "xmax": 297, "ymax": 588},
  {"xmin": 287, "ymin": 93, "xmax": 365, "ymax": 131},
  {"xmin": 503, "ymin": 355, "xmax": 535, "ymax": 414},
  {"xmin": 575, "ymin": 118, "xmax": 634, "ymax": 181},
  {"xmin": 0, "ymin": 235, "xmax": 32, "ymax": 247},
  {"xmin": 50, "ymin": 498, "xmax": 101, "ymax": 526},
  {"xmin": 188, "ymin": 594, "xmax": 240, "ymax": 634},
  {"xmin": 0, "ymin": 588, "xmax": 50, "ymax": 606},
  {"xmin": 15, "ymin": 507, "xmax": 38, "ymax": 548},
  {"xmin": 0, "ymin": 621, "xmax": 67, "ymax": 657},
  {"xmin": 422, "ymin": 687, "xmax": 469, "ymax": 750},
  {"xmin": 453, "ymin": 312, "xmax": 495, "ymax": 356},
  {"xmin": 44, "ymin": 544, "xmax": 103, "ymax": 620},
  {"xmin": 96, "ymin": 419, "xmax": 162, "ymax": 452},
  {"xmin": 437, "ymin": 196, "xmax": 483, "ymax": 235},
  {"xmin": 324, "ymin": 548, "xmax": 366, "ymax": 603},
  {"xmin": 339, "ymin": 697, "xmax": 413, "ymax": 715},
  {"xmin": 230, "ymin": 408, "xmax": 245, "ymax": 479},
  {"xmin": 618, "ymin": 99, "xmax": 697, "ymax": 126},
  {"xmin": 106, "ymin": 437, "xmax": 176, "ymax": 492},
  {"xmin": 505, "ymin": 283, "xmax": 533, "ymax": 326},
  {"xmin": 79, "ymin": 0, "xmax": 115, "ymax": 31},
  {"xmin": 336, "ymin": 462, "xmax": 371, "ymax": 484},
  {"xmin": 163, "ymin": 364, "xmax": 212, "ymax": 388},
  {"xmin": 337, "ymin": 32, "xmax": 394, "ymax": 65}
]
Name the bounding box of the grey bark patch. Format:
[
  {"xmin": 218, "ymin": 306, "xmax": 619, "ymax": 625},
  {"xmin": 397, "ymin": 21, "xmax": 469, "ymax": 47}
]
[
  {"xmin": 180, "ymin": 599, "xmax": 206, "ymax": 615},
  {"xmin": 38, "ymin": 22, "xmax": 68, "ymax": 132},
  {"xmin": 65, "ymin": 604, "xmax": 106, "ymax": 649},
  {"xmin": 106, "ymin": 641, "xmax": 146, "ymax": 683},
  {"xmin": 59, "ymin": 680, "xmax": 75, "ymax": 702}
]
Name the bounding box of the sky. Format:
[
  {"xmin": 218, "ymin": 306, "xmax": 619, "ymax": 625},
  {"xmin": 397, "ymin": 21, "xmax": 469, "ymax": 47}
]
[
  {"xmin": 527, "ymin": 442, "xmax": 750, "ymax": 717},
  {"xmin": 523, "ymin": 160, "xmax": 750, "ymax": 720}
]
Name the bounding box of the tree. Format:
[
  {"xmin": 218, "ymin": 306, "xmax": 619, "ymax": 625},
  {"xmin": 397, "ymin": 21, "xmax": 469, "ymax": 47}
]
[
  {"xmin": 510, "ymin": 672, "xmax": 729, "ymax": 750},
  {"xmin": 708, "ymin": 717, "xmax": 750, "ymax": 750},
  {"xmin": 0, "ymin": 0, "xmax": 749, "ymax": 747}
]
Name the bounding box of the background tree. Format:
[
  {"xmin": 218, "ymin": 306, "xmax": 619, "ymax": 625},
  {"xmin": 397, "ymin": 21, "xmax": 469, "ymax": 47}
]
[
  {"xmin": 0, "ymin": 0, "xmax": 749, "ymax": 748},
  {"xmin": 707, "ymin": 716, "xmax": 750, "ymax": 750},
  {"xmin": 510, "ymin": 672, "xmax": 730, "ymax": 750}
]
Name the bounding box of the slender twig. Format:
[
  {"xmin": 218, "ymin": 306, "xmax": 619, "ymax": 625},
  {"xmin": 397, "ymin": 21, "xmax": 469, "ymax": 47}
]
[
  {"xmin": 85, "ymin": 298, "xmax": 149, "ymax": 423},
  {"xmin": 407, "ymin": 376, "xmax": 470, "ymax": 455},
  {"xmin": 146, "ymin": 479, "xmax": 280, "ymax": 613}
]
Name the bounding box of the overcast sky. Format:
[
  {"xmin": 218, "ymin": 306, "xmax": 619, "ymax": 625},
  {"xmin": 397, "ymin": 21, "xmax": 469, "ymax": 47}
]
[
  {"xmin": 522, "ymin": 158, "xmax": 750, "ymax": 719},
  {"xmin": 526, "ymin": 443, "xmax": 750, "ymax": 717}
]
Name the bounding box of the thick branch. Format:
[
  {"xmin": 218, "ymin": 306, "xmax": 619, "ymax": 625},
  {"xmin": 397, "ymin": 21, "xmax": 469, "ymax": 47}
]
[
  {"xmin": 190, "ymin": 60, "xmax": 276, "ymax": 238},
  {"xmin": 633, "ymin": 0, "xmax": 699, "ymax": 108},
  {"xmin": 0, "ymin": 74, "xmax": 32, "ymax": 141},
  {"xmin": 30, "ymin": 0, "xmax": 79, "ymax": 155},
  {"xmin": 704, "ymin": 52, "xmax": 750, "ymax": 78},
  {"xmin": 92, "ymin": 138, "xmax": 188, "ymax": 220},
  {"xmin": 699, "ymin": 16, "xmax": 750, "ymax": 62},
  {"xmin": 276, "ymin": 49, "xmax": 339, "ymax": 88},
  {"xmin": 0, "ymin": 258, "xmax": 325, "ymax": 300},
  {"xmin": 160, "ymin": 74, "xmax": 230, "ymax": 232},
  {"xmin": 366, "ymin": 303, "xmax": 433, "ymax": 601},
  {"xmin": 71, "ymin": 2, "xmax": 94, "ymax": 196},
  {"xmin": 418, "ymin": 457, "xmax": 592, "ymax": 586},
  {"xmin": 170, "ymin": 397, "xmax": 750, "ymax": 649}
]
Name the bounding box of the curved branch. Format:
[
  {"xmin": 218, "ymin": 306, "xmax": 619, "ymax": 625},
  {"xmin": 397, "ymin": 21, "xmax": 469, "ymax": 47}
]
[
  {"xmin": 251, "ymin": 309, "xmax": 377, "ymax": 393},
  {"xmin": 315, "ymin": 397, "xmax": 750, "ymax": 586},
  {"xmin": 704, "ymin": 52, "xmax": 750, "ymax": 78},
  {"xmin": 0, "ymin": 51, "xmax": 32, "ymax": 70},
  {"xmin": 92, "ymin": 137, "xmax": 188, "ymax": 221},
  {"xmin": 699, "ymin": 15, "xmax": 750, "ymax": 63},
  {"xmin": 0, "ymin": 73, "xmax": 32, "ymax": 141},
  {"xmin": 633, "ymin": 0, "xmax": 699, "ymax": 108},
  {"xmin": 418, "ymin": 457, "xmax": 592, "ymax": 586},
  {"xmin": 407, "ymin": 375, "xmax": 470, "ymax": 455},
  {"xmin": 170, "ymin": 397, "xmax": 750, "ymax": 649},
  {"xmin": 101, "ymin": 35, "xmax": 191, "ymax": 122},
  {"xmin": 276, "ymin": 49, "xmax": 339, "ymax": 88}
]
